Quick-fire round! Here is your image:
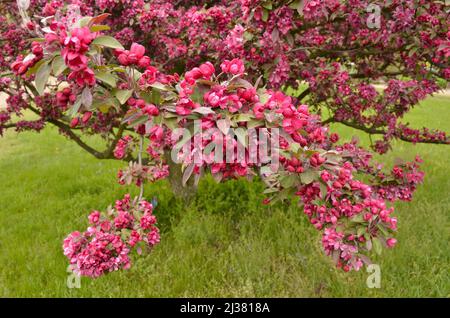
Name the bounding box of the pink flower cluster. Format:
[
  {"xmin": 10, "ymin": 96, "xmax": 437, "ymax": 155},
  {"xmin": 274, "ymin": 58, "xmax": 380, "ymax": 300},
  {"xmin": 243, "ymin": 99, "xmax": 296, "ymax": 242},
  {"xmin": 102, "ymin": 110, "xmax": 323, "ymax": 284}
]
[
  {"xmin": 220, "ymin": 59, "xmax": 245, "ymax": 75},
  {"xmin": 63, "ymin": 229, "xmax": 131, "ymax": 278},
  {"xmin": 375, "ymin": 156, "xmax": 425, "ymax": 202},
  {"xmin": 114, "ymin": 43, "xmax": 151, "ymax": 68},
  {"xmin": 61, "ymin": 27, "xmax": 97, "ymax": 87},
  {"xmin": 63, "ymin": 194, "xmax": 160, "ymax": 278},
  {"xmin": 114, "ymin": 135, "xmax": 134, "ymax": 159},
  {"xmin": 11, "ymin": 42, "xmax": 43, "ymax": 75},
  {"xmin": 56, "ymin": 87, "xmax": 76, "ymax": 108},
  {"xmin": 138, "ymin": 66, "xmax": 158, "ymax": 86},
  {"xmin": 295, "ymin": 162, "xmax": 398, "ymax": 271},
  {"xmin": 117, "ymin": 162, "xmax": 169, "ymax": 187},
  {"xmin": 271, "ymin": 93, "xmax": 326, "ymax": 147},
  {"xmin": 127, "ymin": 98, "xmax": 159, "ymax": 117},
  {"xmin": 183, "ymin": 62, "xmax": 215, "ymax": 86}
]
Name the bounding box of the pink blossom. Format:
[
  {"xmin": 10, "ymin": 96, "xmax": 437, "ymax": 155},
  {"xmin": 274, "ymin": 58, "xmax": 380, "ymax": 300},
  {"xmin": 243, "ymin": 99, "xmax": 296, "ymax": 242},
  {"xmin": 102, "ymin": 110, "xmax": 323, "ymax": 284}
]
[
  {"xmin": 147, "ymin": 227, "xmax": 160, "ymax": 246},
  {"xmin": 63, "ymin": 195, "xmax": 161, "ymax": 278},
  {"xmin": 114, "ymin": 136, "xmax": 134, "ymax": 159},
  {"xmin": 220, "ymin": 59, "xmax": 245, "ymax": 75},
  {"xmin": 176, "ymin": 98, "xmax": 198, "ymax": 115},
  {"xmin": 88, "ymin": 211, "xmax": 101, "ymax": 225},
  {"xmin": 140, "ymin": 213, "xmax": 157, "ymax": 229},
  {"xmin": 386, "ymin": 238, "xmax": 397, "ymax": 248},
  {"xmin": 67, "ymin": 68, "xmax": 96, "ymax": 87},
  {"xmin": 115, "ymin": 43, "xmax": 151, "ymax": 68},
  {"xmin": 70, "ymin": 117, "xmax": 79, "ymax": 128}
]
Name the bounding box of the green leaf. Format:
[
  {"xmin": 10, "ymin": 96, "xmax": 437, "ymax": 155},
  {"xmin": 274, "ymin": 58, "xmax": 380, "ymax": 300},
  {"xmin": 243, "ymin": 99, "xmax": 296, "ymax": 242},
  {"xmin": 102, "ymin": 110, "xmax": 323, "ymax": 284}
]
[
  {"xmin": 95, "ymin": 71, "xmax": 117, "ymax": 87},
  {"xmin": 350, "ymin": 214, "xmax": 364, "ymax": 223},
  {"xmin": 290, "ymin": 142, "xmax": 300, "ymax": 154},
  {"xmin": 80, "ymin": 87, "xmax": 93, "ymax": 108},
  {"xmin": 234, "ymin": 127, "xmax": 248, "ymax": 147},
  {"xmin": 129, "ymin": 115, "xmax": 149, "ymax": 127},
  {"xmin": 263, "ymin": 187, "xmax": 278, "ymax": 194},
  {"xmin": 286, "ymin": 32, "xmax": 294, "ymax": 46},
  {"xmin": 260, "ymin": 165, "xmax": 275, "ymax": 177},
  {"xmin": 163, "ymin": 117, "xmax": 178, "ymax": 130},
  {"xmin": 69, "ymin": 97, "xmax": 82, "ymax": 116},
  {"xmin": 51, "ymin": 55, "xmax": 67, "ymax": 76},
  {"xmin": 139, "ymin": 90, "xmax": 161, "ymax": 104},
  {"xmin": 262, "ymin": 2, "xmax": 273, "ymax": 10},
  {"xmin": 243, "ymin": 31, "xmax": 254, "ymax": 41},
  {"xmin": 149, "ymin": 82, "xmax": 170, "ymax": 91},
  {"xmin": 247, "ymin": 119, "xmax": 263, "ymax": 129},
  {"xmin": 35, "ymin": 62, "xmax": 51, "ymax": 95},
  {"xmin": 77, "ymin": 16, "xmax": 93, "ymax": 28},
  {"xmin": 365, "ymin": 240, "xmax": 373, "ymax": 251},
  {"xmin": 133, "ymin": 69, "xmax": 142, "ymax": 82},
  {"xmin": 149, "ymin": 90, "xmax": 161, "ymax": 104},
  {"xmin": 262, "ymin": 8, "xmax": 269, "ymax": 22},
  {"xmin": 233, "ymin": 113, "xmax": 254, "ymax": 122},
  {"xmin": 271, "ymin": 187, "xmax": 292, "ymax": 203},
  {"xmin": 300, "ymin": 170, "xmax": 318, "ymax": 184},
  {"xmin": 377, "ymin": 224, "xmax": 389, "ymax": 237},
  {"xmin": 372, "ymin": 237, "xmax": 383, "ymax": 255},
  {"xmin": 25, "ymin": 59, "xmax": 45, "ymax": 77},
  {"xmin": 122, "ymin": 109, "xmax": 141, "ymax": 123},
  {"xmin": 229, "ymin": 78, "xmax": 254, "ymax": 89},
  {"xmin": 114, "ymin": 89, "xmax": 133, "ymax": 104},
  {"xmin": 319, "ymin": 181, "xmax": 327, "ymax": 197},
  {"xmin": 280, "ymin": 175, "xmax": 298, "ymax": 188},
  {"xmin": 288, "ymin": 0, "xmax": 305, "ymax": 15},
  {"xmin": 28, "ymin": 38, "xmax": 45, "ymax": 43},
  {"xmin": 92, "ymin": 36, "xmax": 124, "ymax": 49},
  {"xmin": 192, "ymin": 107, "xmax": 215, "ymax": 115},
  {"xmin": 258, "ymin": 90, "xmax": 270, "ymax": 104},
  {"xmin": 357, "ymin": 227, "xmax": 366, "ymax": 237},
  {"xmin": 90, "ymin": 24, "xmax": 111, "ymax": 32},
  {"xmin": 174, "ymin": 130, "xmax": 193, "ymax": 150},
  {"xmin": 92, "ymin": 98, "xmax": 116, "ymax": 113},
  {"xmin": 182, "ymin": 163, "xmax": 195, "ymax": 186}
]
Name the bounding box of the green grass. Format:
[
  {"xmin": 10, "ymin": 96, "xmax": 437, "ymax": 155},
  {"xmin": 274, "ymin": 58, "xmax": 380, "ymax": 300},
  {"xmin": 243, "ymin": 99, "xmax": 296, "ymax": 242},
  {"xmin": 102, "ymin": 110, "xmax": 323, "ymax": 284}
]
[{"xmin": 0, "ymin": 96, "xmax": 449, "ymax": 297}]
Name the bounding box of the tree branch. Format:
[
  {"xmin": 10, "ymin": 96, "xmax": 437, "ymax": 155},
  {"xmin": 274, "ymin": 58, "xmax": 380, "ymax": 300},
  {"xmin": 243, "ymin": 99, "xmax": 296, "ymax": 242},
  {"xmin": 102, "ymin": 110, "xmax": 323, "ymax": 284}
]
[
  {"xmin": 325, "ymin": 118, "xmax": 450, "ymax": 145},
  {"xmin": 1, "ymin": 123, "xmax": 17, "ymax": 129},
  {"xmin": 22, "ymin": 82, "xmax": 118, "ymax": 159},
  {"xmin": 47, "ymin": 118, "xmax": 110, "ymax": 158}
]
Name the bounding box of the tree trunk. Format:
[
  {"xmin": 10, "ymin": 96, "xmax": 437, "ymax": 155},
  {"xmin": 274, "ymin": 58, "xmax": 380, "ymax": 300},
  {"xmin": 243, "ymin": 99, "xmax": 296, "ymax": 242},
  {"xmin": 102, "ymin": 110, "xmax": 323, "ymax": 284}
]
[{"xmin": 164, "ymin": 150, "xmax": 198, "ymax": 204}]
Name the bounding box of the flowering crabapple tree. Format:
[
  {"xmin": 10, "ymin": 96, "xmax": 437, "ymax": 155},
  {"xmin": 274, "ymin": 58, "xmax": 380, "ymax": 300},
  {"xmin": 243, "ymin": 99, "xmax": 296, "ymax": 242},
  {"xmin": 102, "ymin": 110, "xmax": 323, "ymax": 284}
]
[{"xmin": 0, "ymin": 0, "xmax": 448, "ymax": 277}]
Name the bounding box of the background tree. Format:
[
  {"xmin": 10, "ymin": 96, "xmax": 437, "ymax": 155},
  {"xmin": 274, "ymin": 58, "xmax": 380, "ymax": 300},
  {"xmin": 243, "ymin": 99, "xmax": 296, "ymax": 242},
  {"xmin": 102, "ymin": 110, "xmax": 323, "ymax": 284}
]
[{"xmin": 1, "ymin": 1, "xmax": 448, "ymax": 155}]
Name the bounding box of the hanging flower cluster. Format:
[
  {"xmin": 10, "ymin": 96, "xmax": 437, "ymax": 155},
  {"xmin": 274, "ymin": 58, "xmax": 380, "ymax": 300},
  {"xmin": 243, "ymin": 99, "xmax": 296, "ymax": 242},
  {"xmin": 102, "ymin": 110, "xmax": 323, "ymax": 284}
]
[{"xmin": 63, "ymin": 194, "xmax": 160, "ymax": 278}]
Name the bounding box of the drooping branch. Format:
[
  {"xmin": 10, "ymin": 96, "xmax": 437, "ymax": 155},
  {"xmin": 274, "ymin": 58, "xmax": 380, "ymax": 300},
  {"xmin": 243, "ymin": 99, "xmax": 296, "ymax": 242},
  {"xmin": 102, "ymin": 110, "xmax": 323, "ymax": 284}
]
[
  {"xmin": 47, "ymin": 118, "xmax": 110, "ymax": 158},
  {"xmin": 1, "ymin": 123, "xmax": 17, "ymax": 129},
  {"xmin": 325, "ymin": 118, "xmax": 450, "ymax": 145},
  {"xmin": 21, "ymin": 82, "xmax": 124, "ymax": 159}
]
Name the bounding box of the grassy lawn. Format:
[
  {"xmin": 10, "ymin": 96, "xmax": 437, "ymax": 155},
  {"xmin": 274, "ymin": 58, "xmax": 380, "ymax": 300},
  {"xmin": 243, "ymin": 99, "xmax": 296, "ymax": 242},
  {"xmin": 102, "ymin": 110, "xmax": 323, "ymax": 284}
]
[{"xmin": 0, "ymin": 96, "xmax": 449, "ymax": 297}]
